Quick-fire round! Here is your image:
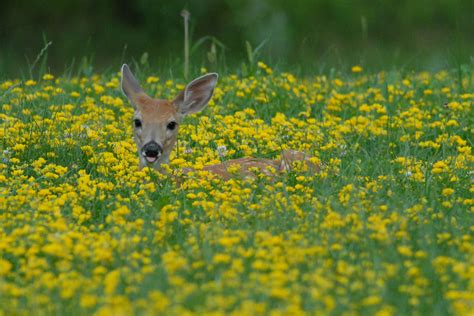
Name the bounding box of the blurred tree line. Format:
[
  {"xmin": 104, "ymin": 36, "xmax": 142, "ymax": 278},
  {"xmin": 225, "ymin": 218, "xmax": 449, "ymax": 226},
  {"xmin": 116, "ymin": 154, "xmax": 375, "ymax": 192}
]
[{"xmin": 0, "ymin": 0, "xmax": 472, "ymax": 76}]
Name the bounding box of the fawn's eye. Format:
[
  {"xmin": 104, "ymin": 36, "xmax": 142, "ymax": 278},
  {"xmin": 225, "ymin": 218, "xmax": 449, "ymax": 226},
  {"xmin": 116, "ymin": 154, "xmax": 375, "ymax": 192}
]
[
  {"xmin": 167, "ymin": 121, "xmax": 177, "ymax": 130},
  {"xmin": 134, "ymin": 119, "xmax": 142, "ymax": 128}
]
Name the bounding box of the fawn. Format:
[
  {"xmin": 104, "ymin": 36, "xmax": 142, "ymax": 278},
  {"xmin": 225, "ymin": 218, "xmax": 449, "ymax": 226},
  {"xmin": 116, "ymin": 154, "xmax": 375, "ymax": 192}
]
[{"xmin": 120, "ymin": 64, "xmax": 318, "ymax": 179}]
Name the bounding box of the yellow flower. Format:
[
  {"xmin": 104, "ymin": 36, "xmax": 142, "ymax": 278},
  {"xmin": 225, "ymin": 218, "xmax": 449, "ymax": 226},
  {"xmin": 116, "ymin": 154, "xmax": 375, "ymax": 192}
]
[
  {"xmin": 446, "ymin": 119, "xmax": 459, "ymax": 127},
  {"xmin": 362, "ymin": 295, "xmax": 382, "ymax": 306},
  {"xmin": 80, "ymin": 294, "xmax": 97, "ymax": 308},
  {"xmin": 146, "ymin": 76, "xmax": 159, "ymax": 84},
  {"xmin": 432, "ymin": 160, "xmax": 449, "ymax": 174},
  {"xmin": 12, "ymin": 143, "xmax": 26, "ymax": 152},
  {"xmin": 42, "ymin": 74, "xmax": 54, "ymax": 80},
  {"xmin": 104, "ymin": 270, "xmax": 121, "ymax": 295},
  {"xmin": 397, "ymin": 245, "xmax": 412, "ymax": 257},
  {"xmin": 0, "ymin": 63, "xmax": 471, "ymax": 315},
  {"xmin": 257, "ymin": 61, "xmax": 273, "ymax": 74},
  {"xmin": 212, "ymin": 253, "xmax": 231, "ymax": 264},
  {"xmin": 351, "ymin": 65, "xmax": 363, "ymax": 73},
  {"xmin": 442, "ymin": 188, "xmax": 454, "ymax": 196},
  {"xmin": 442, "ymin": 201, "xmax": 453, "ymax": 208},
  {"xmin": 0, "ymin": 259, "xmax": 12, "ymax": 276}
]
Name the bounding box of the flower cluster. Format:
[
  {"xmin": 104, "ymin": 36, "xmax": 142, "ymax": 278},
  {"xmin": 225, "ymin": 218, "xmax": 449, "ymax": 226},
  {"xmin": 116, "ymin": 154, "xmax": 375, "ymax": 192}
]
[{"xmin": 1, "ymin": 65, "xmax": 473, "ymax": 315}]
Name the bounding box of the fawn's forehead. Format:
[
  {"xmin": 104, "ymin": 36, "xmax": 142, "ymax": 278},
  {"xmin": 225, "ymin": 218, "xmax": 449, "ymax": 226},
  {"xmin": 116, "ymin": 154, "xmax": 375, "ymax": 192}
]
[{"xmin": 135, "ymin": 97, "xmax": 177, "ymax": 122}]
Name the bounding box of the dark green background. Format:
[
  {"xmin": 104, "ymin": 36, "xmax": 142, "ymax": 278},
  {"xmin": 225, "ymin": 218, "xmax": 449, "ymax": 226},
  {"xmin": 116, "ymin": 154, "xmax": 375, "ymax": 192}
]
[{"xmin": 0, "ymin": 0, "xmax": 473, "ymax": 77}]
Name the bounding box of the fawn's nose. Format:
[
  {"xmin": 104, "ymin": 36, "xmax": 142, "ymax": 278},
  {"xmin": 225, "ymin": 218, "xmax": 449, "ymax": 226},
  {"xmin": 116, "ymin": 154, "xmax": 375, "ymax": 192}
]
[{"xmin": 142, "ymin": 141, "xmax": 163, "ymax": 158}]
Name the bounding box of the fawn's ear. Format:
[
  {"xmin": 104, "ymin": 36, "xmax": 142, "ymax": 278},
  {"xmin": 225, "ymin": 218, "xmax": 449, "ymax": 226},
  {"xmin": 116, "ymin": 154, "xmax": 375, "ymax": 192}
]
[
  {"xmin": 173, "ymin": 73, "xmax": 218, "ymax": 115},
  {"xmin": 121, "ymin": 64, "xmax": 147, "ymax": 109}
]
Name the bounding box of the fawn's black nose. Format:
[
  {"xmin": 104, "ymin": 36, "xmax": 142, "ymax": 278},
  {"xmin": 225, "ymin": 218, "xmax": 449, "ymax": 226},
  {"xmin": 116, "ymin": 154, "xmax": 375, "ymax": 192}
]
[{"xmin": 142, "ymin": 141, "xmax": 163, "ymax": 158}]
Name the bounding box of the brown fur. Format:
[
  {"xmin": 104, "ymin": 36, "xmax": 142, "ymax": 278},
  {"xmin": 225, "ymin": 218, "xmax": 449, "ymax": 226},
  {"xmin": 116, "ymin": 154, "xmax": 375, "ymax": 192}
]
[
  {"xmin": 138, "ymin": 99, "xmax": 179, "ymax": 123},
  {"xmin": 121, "ymin": 64, "xmax": 319, "ymax": 178},
  {"xmin": 179, "ymin": 150, "xmax": 319, "ymax": 180}
]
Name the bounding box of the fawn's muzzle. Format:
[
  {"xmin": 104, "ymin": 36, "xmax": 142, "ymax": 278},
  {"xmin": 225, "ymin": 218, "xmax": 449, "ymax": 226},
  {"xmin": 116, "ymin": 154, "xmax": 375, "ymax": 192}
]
[{"xmin": 142, "ymin": 141, "xmax": 163, "ymax": 163}]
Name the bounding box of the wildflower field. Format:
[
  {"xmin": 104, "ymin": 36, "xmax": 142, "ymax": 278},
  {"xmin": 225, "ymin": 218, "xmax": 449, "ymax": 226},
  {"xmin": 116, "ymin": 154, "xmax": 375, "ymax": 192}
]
[{"xmin": 1, "ymin": 63, "xmax": 473, "ymax": 315}]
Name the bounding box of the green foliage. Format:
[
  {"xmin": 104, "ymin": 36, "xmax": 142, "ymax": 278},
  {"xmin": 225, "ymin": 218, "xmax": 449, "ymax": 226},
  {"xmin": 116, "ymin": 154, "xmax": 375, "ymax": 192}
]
[
  {"xmin": 0, "ymin": 0, "xmax": 473, "ymax": 77},
  {"xmin": 1, "ymin": 63, "xmax": 473, "ymax": 315}
]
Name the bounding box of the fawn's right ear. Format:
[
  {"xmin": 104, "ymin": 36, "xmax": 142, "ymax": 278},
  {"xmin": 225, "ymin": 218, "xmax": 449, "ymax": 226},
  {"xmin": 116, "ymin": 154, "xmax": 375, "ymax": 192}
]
[{"xmin": 121, "ymin": 64, "xmax": 146, "ymax": 110}]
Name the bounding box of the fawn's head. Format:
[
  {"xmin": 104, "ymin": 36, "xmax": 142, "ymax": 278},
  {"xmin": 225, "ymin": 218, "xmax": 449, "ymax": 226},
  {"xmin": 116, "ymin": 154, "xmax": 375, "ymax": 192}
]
[{"xmin": 121, "ymin": 64, "xmax": 218, "ymax": 169}]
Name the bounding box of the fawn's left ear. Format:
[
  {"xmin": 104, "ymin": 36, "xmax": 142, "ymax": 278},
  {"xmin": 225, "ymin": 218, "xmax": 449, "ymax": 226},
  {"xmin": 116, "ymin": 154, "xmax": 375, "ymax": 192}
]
[
  {"xmin": 173, "ymin": 73, "xmax": 218, "ymax": 115},
  {"xmin": 121, "ymin": 64, "xmax": 148, "ymax": 110}
]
